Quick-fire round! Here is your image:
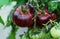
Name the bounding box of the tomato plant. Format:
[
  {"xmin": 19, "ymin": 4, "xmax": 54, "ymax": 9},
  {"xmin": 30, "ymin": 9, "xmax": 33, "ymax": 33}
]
[{"xmin": 0, "ymin": 0, "xmax": 60, "ymax": 39}]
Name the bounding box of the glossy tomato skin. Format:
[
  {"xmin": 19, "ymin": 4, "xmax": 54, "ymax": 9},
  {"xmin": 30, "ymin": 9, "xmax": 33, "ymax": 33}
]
[
  {"xmin": 12, "ymin": 5, "xmax": 33, "ymax": 27},
  {"xmin": 43, "ymin": 9, "xmax": 56, "ymax": 20},
  {"xmin": 36, "ymin": 12, "xmax": 51, "ymax": 27}
]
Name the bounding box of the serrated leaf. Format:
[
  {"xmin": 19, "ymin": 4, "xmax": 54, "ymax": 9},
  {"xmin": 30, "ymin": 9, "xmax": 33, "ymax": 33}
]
[{"xmin": 0, "ymin": 16, "xmax": 4, "ymax": 25}]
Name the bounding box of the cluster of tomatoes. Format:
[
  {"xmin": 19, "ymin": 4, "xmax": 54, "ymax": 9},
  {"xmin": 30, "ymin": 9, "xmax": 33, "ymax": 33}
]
[{"xmin": 12, "ymin": 4, "xmax": 56, "ymax": 27}]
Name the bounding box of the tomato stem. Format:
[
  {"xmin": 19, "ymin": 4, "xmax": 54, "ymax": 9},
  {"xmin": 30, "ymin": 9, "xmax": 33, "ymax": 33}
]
[{"xmin": 33, "ymin": 9, "xmax": 38, "ymax": 29}]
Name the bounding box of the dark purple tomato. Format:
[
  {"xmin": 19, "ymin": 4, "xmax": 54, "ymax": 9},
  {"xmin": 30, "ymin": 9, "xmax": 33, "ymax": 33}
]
[
  {"xmin": 36, "ymin": 9, "xmax": 57, "ymax": 28},
  {"xmin": 12, "ymin": 5, "xmax": 34, "ymax": 27}
]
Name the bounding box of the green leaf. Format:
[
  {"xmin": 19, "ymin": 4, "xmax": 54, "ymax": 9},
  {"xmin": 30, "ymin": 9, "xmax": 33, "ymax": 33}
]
[
  {"xmin": 7, "ymin": 23, "xmax": 18, "ymax": 39},
  {"xmin": 7, "ymin": 30, "xmax": 16, "ymax": 39},
  {"xmin": 16, "ymin": 0, "xmax": 28, "ymax": 6},
  {"xmin": 0, "ymin": 16, "xmax": 4, "ymax": 25},
  {"xmin": 6, "ymin": 12, "xmax": 12, "ymax": 27},
  {"xmin": 0, "ymin": 0, "xmax": 11, "ymax": 7},
  {"xmin": 48, "ymin": 1, "xmax": 58, "ymax": 12},
  {"xmin": 56, "ymin": 2, "xmax": 60, "ymax": 15},
  {"xmin": 6, "ymin": 20, "xmax": 11, "ymax": 26},
  {"xmin": 44, "ymin": 32, "xmax": 53, "ymax": 39},
  {"xmin": 6, "ymin": 7, "xmax": 16, "ymax": 27}
]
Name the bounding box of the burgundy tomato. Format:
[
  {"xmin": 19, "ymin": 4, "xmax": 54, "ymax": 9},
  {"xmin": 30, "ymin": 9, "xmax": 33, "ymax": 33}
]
[
  {"xmin": 43, "ymin": 8, "xmax": 56, "ymax": 20},
  {"xmin": 12, "ymin": 5, "xmax": 33, "ymax": 27},
  {"xmin": 36, "ymin": 9, "xmax": 57, "ymax": 28},
  {"xmin": 36, "ymin": 11, "xmax": 51, "ymax": 27}
]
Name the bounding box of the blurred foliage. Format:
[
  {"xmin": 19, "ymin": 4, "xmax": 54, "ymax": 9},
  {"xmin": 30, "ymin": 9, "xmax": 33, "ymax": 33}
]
[
  {"xmin": 48, "ymin": 1, "xmax": 58, "ymax": 12},
  {"xmin": 7, "ymin": 23, "xmax": 19, "ymax": 39},
  {"xmin": 0, "ymin": 0, "xmax": 11, "ymax": 7}
]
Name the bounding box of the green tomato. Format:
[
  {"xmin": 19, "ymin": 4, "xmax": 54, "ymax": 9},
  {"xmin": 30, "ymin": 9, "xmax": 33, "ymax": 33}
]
[
  {"xmin": 30, "ymin": 34, "xmax": 40, "ymax": 39},
  {"xmin": 30, "ymin": 31, "xmax": 45, "ymax": 39},
  {"xmin": 50, "ymin": 26, "xmax": 60, "ymax": 39}
]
